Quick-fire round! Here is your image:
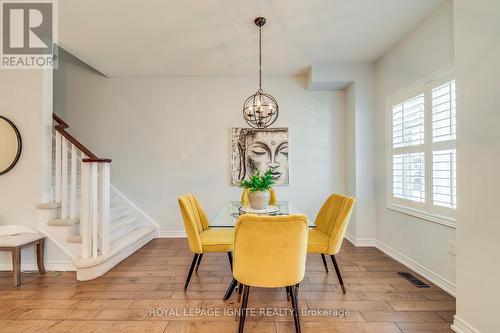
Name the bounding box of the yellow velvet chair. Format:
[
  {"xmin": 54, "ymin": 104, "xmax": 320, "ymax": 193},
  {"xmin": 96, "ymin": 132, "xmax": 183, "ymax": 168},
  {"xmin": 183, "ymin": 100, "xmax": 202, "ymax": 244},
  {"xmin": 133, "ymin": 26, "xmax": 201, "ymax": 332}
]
[
  {"xmin": 177, "ymin": 194, "xmax": 234, "ymax": 290},
  {"xmin": 308, "ymin": 193, "xmax": 355, "ymax": 294},
  {"xmin": 225, "ymin": 214, "xmax": 308, "ymax": 333},
  {"xmin": 241, "ymin": 188, "xmax": 277, "ymax": 206}
]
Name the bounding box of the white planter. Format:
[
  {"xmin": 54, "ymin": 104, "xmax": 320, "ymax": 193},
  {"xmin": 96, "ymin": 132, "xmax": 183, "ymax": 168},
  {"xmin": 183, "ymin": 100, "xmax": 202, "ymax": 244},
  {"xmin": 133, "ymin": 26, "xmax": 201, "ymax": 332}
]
[{"xmin": 248, "ymin": 190, "xmax": 270, "ymax": 210}]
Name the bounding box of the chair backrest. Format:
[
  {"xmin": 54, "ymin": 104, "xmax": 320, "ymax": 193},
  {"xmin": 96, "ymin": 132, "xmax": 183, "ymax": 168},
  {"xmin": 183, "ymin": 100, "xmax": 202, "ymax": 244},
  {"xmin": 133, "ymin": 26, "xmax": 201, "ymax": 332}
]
[
  {"xmin": 241, "ymin": 188, "xmax": 277, "ymax": 206},
  {"xmin": 177, "ymin": 194, "xmax": 210, "ymax": 253},
  {"xmin": 314, "ymin": 194, "xmax": 356, "ymax": 254},
  {"xmin": 233, "ymin": 214, "xmax": 308, "ymax": 288}
]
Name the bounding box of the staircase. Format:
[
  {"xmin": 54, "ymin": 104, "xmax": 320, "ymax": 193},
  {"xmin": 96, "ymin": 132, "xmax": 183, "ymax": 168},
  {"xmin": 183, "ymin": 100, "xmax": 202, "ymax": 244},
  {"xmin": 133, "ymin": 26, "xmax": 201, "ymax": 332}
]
[{"xmin": 37, "ymin": 114, "xmax": 158, "ymax": 280}]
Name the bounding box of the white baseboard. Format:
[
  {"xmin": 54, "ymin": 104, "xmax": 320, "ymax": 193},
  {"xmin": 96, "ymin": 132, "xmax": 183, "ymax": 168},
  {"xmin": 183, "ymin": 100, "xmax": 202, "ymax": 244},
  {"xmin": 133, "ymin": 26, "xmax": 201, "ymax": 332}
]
[
  {"xmin": 75, "ymin": 229, "xmax": 155, "ymax": 281},
  {"xmin": 159, "ymin": 231, "xmax": 187, "ymax": 238},
  {"xmin": 160, "ymin": 231, "xmax": 456, "ymax": 296},
  {"xmin": 346, "ymin": 233, "xmax": 456, "ymax": 296},
  {"xmin": 375, "ymin": 240, "xmax": 456, "ymax": 296},
  {"xmin": 0, "ymin": 261, "xmax": 75, "ymax": 271},
  {"xmin": 451, "ymin": 316, "xmax": 480, "ymax": 333},
  {"xmin": 345, "ymin": 233, "xmax": 376, "ymax": 247}
]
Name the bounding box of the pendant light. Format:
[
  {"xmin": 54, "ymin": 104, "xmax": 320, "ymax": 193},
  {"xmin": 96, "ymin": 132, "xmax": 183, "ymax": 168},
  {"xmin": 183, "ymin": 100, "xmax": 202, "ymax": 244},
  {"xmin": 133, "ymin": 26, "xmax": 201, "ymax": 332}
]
[{"xmin": 242, "ymin": 17, "xmax": 279, "ymax": 129}]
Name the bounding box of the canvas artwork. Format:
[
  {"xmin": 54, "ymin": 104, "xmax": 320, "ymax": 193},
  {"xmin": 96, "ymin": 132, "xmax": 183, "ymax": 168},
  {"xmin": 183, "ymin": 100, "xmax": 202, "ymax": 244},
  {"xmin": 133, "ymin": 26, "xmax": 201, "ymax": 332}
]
[{"xmin": 230, "ymin": 127, "xmax": 289, "ymax": 185}]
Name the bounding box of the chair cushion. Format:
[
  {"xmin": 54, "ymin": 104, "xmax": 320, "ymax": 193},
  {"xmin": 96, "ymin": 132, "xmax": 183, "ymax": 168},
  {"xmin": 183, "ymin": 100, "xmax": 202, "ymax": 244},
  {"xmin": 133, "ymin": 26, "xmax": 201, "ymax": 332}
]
[
  {"xmin": 200, "ymin": 228, "xmax": 234, "ymax": 252},
  {"xmin": 0, "ymin": 233, "xmax": 44, "ymax": 248},
  {"xmin": 313, "ymin": 194, "xmax": 355, "ymax": 254},
  {"xmin": 233, "ymin": 214, "xmax": 308, "ymax": 288},
  {"xmin": 307, "ymin": 228, "xmax": 330, "ymax": 253}
]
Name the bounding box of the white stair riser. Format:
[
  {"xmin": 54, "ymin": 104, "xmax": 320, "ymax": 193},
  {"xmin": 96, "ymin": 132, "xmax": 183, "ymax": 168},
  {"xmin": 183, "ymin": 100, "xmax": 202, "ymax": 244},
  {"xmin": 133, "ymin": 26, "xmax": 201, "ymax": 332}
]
[
  {"xmin": 66, "ymin": 234, "xmax": 82, "ymax": 243},
  {"xmin": 110, "ymin": 216, "xmax": 141, "ymax": 231},
  {"xmin": 110, "ymin": 206, "xmax": 130, "ymax": 222},
  {"xmin": 48, "ymin": 218, "xmax": 79, "ymax": 226},
  {"xmin": 110, "ymin": 223, "xmax": 143, "ymax": 243}
]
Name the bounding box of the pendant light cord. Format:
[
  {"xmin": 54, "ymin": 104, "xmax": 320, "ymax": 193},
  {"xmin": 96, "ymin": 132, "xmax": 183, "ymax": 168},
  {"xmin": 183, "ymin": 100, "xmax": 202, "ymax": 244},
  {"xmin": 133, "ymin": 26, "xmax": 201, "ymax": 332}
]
[{"xmin": 259, "ymin": 25, "xmax": 262, "ymax": 91}]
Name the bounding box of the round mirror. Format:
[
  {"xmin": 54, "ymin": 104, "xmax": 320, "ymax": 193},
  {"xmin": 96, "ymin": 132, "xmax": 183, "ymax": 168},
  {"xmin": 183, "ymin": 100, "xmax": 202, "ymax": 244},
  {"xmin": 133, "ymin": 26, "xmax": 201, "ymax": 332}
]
[{"xmin": 0, "ymin": 116, "xmax": 22, "ymax": 175}]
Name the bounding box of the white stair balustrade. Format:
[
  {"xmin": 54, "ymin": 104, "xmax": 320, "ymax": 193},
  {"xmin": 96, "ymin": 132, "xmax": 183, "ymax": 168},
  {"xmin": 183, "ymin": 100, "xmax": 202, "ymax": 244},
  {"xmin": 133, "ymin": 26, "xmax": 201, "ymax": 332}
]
[
  {"xmin": 37, "ymin": 114, "xmax": 159, "ymax": 280},
  {"xmin": 61, "ymin": 137, "xmax": 68, "ymax": 219},
  {"xmin": 79, "ymin": 159, "xmax": 111, "ymax": 259},
  {"xmin": 70, "ymin": 144, "xmax": 78, "ymax": 236},
  {"xmin": 54, "ymin": 131, "xmax": 62, "ymax": 203}
]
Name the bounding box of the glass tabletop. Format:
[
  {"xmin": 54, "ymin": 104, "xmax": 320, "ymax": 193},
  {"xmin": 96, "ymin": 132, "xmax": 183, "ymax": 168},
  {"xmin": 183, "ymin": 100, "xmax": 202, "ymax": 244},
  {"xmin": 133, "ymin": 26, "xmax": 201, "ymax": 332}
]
[{"xmin": 210, "ymin": 201, "xmax": 315, "ymax": 227}]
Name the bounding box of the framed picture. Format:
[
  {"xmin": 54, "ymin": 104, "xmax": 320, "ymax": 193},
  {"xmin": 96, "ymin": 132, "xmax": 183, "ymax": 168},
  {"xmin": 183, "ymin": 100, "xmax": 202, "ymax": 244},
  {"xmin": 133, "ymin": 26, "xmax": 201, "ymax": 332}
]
[
  {"xmin": 0, "ymin": 116, "xmax": 22, "ymax": 175},
  {"xmin": 230, "ymin": 127, "xmax": 289, "ymax": 185}
]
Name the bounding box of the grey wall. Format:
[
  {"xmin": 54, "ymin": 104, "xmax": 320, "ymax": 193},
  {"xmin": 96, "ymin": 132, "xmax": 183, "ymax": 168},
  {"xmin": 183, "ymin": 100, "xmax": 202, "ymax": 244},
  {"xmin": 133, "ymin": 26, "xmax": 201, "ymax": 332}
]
[
  {"xmin": 454, "ymin": 0, "xmax": 500, "ymax": 331},
  {"xmin": 54, "ymin": 46, "xmax": 107, "ymax": 118},
  {"xmin": 373, "ymin": 1, "xmax": 456, "ymax": 288},
  {"xmin": 0, "ymin": 70, "xmax": 72, "ymax": 268},
  {"xmin": 54, "ymin": 54, "xmax": 348, "ymax": 233}
]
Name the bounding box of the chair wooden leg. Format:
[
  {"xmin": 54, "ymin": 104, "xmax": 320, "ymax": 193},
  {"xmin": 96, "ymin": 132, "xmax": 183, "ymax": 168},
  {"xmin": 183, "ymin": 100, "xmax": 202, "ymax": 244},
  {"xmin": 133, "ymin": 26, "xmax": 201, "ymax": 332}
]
[
  {"xmin": 195, "ymin": 253, "xmax": 203, "ymax": 272},
  {"xmin": 184, "ymin": 253, "xmax": 199, "ymax": 290},
  {"xmin": 238, "ymin": 285, "xmax": 250, "ymax": 333},
  {"xmin": 36, "ymin": 238, "xmax": 46, "ymax": 274},
  {"xmin": 290, "ymin": 285, "xmax": 302, "ymax": 333},
  {"xmin": 227, "ymin": 252, "xmax": 233, "ymax": 271},
  {"xmin": 285, "ymin": 286, "xmax": 291, "ymax": 301},
  {"xmin": 238, "ymin": 282, "xmax": 243, "ymax": 302},
  {"xmin": 223, "ymin": 278, "xmax": 238, "ymax": 301},
  {"xmin": 330, "ymin": 254, "xmax": 346, "ymax": 294},
  {"xmin": 12, "ymin": 247, "xmax": 21, "ymax": 287},
  {"xmin": 320, "ymin": 253, "xmax": 328, "ymax": 273}
]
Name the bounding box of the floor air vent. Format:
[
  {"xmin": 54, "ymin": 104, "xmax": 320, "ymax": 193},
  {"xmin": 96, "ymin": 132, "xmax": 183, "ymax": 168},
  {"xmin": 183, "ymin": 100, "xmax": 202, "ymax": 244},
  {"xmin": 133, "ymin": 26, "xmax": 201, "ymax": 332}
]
[{"xmin": 397, "ymin": 272, "xmax": 430, "ymax": 288}]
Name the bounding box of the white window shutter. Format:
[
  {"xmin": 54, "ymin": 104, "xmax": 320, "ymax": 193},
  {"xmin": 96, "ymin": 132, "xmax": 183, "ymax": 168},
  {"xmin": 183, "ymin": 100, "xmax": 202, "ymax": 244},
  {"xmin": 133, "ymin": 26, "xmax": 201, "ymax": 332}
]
[
  {"xmin": 432, "ymin": 80, "xmax": 456, "ymax": 142},
  {"xmin": 432, "ymin": 149, "xmax": 456, "ymax": 208},
  {"xmin": 393, "ymin": 153, "xmax": 425, "ymax": 202},
  {"xmin": 388, "ymin": 73, "xmax": 457, "ymax": 224},
  {"xmin": 392, "ymin": 94, "xmax": 425, "ymax": 148}
]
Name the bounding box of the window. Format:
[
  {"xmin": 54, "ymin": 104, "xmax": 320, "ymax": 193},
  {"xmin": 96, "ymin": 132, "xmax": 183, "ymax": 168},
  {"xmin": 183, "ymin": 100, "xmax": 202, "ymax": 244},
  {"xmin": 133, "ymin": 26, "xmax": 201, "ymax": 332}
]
[
  {"xmin": 432, "ymin": 149, "xmax": 456, "ymax": 209},
  {"xmin": 393, "ymin": 153, "xmax": 425, "ymax": 202},
  {"xmin": 387, "ymin": 72, "xmax": 456, "ymax": 227},
  {"xmin": 431, "ymin": 79, "xmax": 456, "ymax": 209}
]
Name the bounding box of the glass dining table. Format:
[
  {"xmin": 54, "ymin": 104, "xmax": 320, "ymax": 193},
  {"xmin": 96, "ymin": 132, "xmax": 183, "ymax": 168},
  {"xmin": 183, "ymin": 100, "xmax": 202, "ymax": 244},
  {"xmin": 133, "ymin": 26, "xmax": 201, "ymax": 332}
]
[
  {"xmin": 213, "ymin": 201, "xmax": 315, "ymax": 301},
  {"xmin": 210, "ymin": 201, "xmax": 315, "ymax": 227}
]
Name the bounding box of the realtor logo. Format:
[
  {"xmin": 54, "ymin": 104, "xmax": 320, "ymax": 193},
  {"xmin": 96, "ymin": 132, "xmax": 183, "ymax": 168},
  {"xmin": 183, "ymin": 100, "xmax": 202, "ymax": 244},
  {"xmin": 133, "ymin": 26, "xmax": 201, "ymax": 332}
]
[{"xmin": 1, "ymin": 0, "xmax": 58, "ymax": 69}]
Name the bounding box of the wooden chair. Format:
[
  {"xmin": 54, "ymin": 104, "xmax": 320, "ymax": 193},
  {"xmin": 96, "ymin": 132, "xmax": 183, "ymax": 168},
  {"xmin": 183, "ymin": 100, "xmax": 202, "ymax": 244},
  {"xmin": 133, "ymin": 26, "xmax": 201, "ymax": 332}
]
[
  {"xmin": 307, "ymin": 193, "xmax": 355, "ymax": 294},
  {"xmin": 178, "ymin": 194, "xmax": 234, "ymax": 290},
  {"xmin": 228, "ymin": 214, "xmax": 308, "ymax": 333},
  {"xmin": 0, "ymin": 234, "xmax": 46, "ymax": 286}
]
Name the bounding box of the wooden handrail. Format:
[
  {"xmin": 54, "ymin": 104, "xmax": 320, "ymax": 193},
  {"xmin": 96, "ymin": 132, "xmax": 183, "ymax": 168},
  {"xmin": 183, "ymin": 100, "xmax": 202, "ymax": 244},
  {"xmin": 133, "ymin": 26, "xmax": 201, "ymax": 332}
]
[{"xmin": 53, "ymin": 113, "xmax": 111, "ymax": 163}]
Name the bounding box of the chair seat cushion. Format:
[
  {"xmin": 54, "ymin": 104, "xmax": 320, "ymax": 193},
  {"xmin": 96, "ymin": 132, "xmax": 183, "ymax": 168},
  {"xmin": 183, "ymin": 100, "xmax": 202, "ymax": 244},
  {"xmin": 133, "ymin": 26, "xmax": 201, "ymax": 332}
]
[
  {"xmin": 0, "ymin": 233, "xmax": 44, "ymax": 248},
  {"xmin": 200, "ymin": 228, "xmax": 234, "ymax": 252},
  {"xmin": 307, "ymin": 228, "xmax": 329, "ymax": 253}
]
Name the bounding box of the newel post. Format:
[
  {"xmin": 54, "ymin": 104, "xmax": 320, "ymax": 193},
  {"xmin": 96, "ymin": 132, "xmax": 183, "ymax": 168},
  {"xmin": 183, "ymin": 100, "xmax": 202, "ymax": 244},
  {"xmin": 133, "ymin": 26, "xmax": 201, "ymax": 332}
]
[
  {"xmin": 54, "ymin": 131, "xmax": 62, "ymax": 202},
  {"xmin": 81, "ymin": 158, "xmax": 112, "ymax": 259},
  {"xmin": 80, "ymin": 158, "xmax": 91, "ymax": 259},
  {"xmin": 99, "ymin": 163, "xmax": 111, "ymax": 255}
]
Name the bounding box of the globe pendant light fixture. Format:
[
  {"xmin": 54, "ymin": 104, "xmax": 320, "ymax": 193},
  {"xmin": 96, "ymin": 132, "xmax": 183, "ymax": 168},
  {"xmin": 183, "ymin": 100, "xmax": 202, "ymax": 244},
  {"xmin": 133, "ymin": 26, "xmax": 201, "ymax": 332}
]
[{"xmin": 242, "ymin": 17, "xmax": 279, "ymax": 129}]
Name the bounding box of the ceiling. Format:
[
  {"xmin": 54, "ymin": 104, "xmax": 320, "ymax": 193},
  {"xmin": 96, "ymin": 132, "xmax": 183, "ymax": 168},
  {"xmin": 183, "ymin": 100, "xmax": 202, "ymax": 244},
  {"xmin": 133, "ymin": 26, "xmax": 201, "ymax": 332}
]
[{"xmin": 59, "ymin": 0, "xmax": 444, "ymax": 77}]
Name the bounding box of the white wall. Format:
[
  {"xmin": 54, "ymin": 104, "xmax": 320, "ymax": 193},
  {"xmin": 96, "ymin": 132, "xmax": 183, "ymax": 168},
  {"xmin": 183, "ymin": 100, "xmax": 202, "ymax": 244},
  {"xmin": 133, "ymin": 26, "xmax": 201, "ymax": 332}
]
[
  {"xmin": 0, "ymin": 70, "xmax": 71, "ymax": 268},
  {"xmin": 307, "ymin": 63, "xmax": 376, "ymax": 243},
  {"xmin": 56, "ymin": 60, "xmax": 347, "ymax": 233},
  {"xmin": 345, "ymin": 84, "xmax": 357, "ymax": 238},
  {"xmin": 373, "ymin": 0, "xmax": 456, "ymax": 290},
  {"xmin": 453, "ymin": 0, "xmax": 500, "ymax": 332}
]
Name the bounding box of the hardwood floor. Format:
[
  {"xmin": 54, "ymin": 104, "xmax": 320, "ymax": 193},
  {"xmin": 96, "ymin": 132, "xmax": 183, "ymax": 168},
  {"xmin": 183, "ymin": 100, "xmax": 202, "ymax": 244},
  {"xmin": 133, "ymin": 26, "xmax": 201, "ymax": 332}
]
[{"xmin": 0, "ymin": 239, "xmax": 455, "ymax": 333}]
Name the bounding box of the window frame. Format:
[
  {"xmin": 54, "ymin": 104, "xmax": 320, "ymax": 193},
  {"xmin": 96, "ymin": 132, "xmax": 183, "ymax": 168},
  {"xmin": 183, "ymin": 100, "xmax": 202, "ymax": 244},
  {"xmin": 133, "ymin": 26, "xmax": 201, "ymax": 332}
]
[{"xmin": 385, "ymin": 67, "xmax": 456, "ymax": 228}]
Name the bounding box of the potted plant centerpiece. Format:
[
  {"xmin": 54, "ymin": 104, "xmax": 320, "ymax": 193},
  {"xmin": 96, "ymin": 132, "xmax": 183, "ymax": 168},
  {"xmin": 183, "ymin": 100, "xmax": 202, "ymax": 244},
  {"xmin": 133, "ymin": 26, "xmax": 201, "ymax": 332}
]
[{"xmin": 239, "ymin": 169, "xmax": 275, "ymax": 210}]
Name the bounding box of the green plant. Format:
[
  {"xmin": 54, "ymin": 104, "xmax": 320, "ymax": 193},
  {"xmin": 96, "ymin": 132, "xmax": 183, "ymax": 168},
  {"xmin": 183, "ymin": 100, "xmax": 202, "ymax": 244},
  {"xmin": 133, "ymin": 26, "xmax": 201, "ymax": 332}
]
[{"xmin": 239, "ymin": 169, "xmax": 275, "ymax": 192}]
